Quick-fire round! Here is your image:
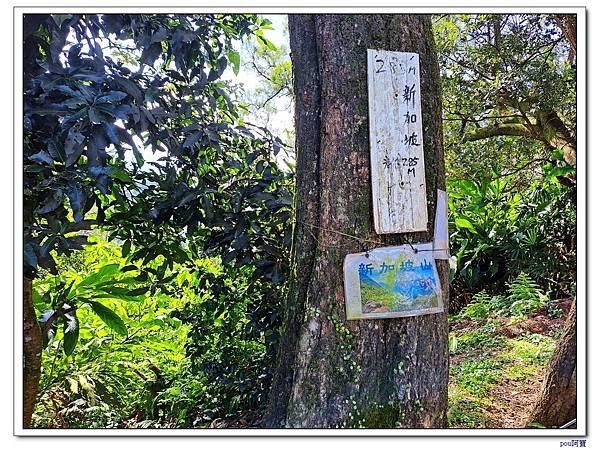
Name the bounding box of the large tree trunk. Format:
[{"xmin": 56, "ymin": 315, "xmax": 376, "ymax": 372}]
[
  {"xmin": 527, "ymin": 298, "xmax": 577, "ymax": 428},
  {"xmin": 265, "ymin": 14, "xmax": 448, "ymax": 428},
  {"xmin": 23, "ymin": 277, "xmax": 42, "ymax": 428}
]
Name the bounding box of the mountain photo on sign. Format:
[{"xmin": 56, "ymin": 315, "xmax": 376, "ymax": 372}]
[
  {"xmin": 343, "ymin": 244, "xmax": 444, "ymax": 320},
  {"xmin": 359, "ymin": 255, "xmax": 439, "ymax": 313}
]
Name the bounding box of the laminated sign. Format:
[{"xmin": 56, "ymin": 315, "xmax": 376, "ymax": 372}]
[
  {"xmin": 367, "ymin": 49, "xmax": 428, "ymax": 234},
  {"xmin": 344, "ymin": 244, "xmax": 444, "ymax": 320}
]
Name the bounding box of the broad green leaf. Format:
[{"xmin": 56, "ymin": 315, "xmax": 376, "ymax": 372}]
[
  {"xmin": 66, "ymin": 181, "xmax": 86, "ymax": 223},
  {"xmin": 87, "ymin": 107, "xmax": 105, "ymax": 124},
  {"xmin": 127, "ymin": 287, "xmax": 149, "ymax": 296},
  {"xmin": 140, "ymin": 42, "xmax": 162, "ymax": 67},
  {"xmin": 24, "ymin": 243, "xmax": 38, "ymax": 268},
  {"xmin": 87, "ymin": 301, "xmax": 128, "ymax": 336},
  {"xmin": 97, "ymin": 286, "xmax": 132, "ymax": 296},
  {"xmin": 36, "ymin": 189, "xmax": 63, "ymax": 214},
  {"xmin": 113, "ymin": 76, "xmax": 144, "ymax": 104},
  {"xmin": 29, "ymin": 150, "xmax": 54, "ymax": 166},
  {"xmin": 454, "ymin": 217, "xmax": 477, "ymax": 233},
  {"xmin": 97, "ymin": 276, "xmax": 139, "ymax": 287},
  {"xmin": 96, "ymin": 91, "xmax": 128, "ymax": 103},
  {"xmin": 108, "ymin": 167, "xmax": 132, "ymax": 182},
  {"xmin": 39, "ymin": 309, "xmax": 57, "ymax": 348},
  {"xmin": 90, "ymin": 293, "xmax": 145, "ymax": 302},
  {"xmin": 62, "ymin": 311, "xmax": 79, "ymax": 356},
  {"xmin": 77, "ymin": 264, "xmax": 121, "ymax": 288},
  {"xmin": 458, "ymin": 180, "xmax": 478, "ymax": 196},
  {"xmin": 256, "ymin": 33, "xmax": 277, "ymax": 51},
  {"xmin": 228, "ymin": 50, "xmax": 241, "ymax": 75},
  {"xmin": 121, "ymin": 241, "xmax": 132, "ymax": 258},
  {"xmin": 64, "ymin": 127, "xmax": 85, "ymax": 166}
]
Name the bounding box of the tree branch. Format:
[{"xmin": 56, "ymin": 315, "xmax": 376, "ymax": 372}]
[
  {"xmin": 490, "ymin": 158, "xmax": 549, "ymax": 180},
  {"xmin": 444, "ymin": 113, "xmax": 526, "ymax": 122},
  {"xmin": 463, "ymin": 123, "xmax": 532, "ymax": 142},
  {"xmin": 251, "ymin": 52, "xmax": 274, "ymax": 83},
  {"xmin": 261, "ymin": 84, "xmax": 286, "ymax": 108}
]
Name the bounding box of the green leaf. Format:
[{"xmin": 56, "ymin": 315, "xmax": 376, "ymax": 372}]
[
  {"xmin": 87, "ymin": 301, "xmax": 128, "ymax": 336},
  {"xmin": 183, "ymin": 132, "xmax": 203, "ymax": 149},
  {"xmin": 24, "ymin": 243, "xmax": 38, "ymax": 268},
  {"xmin": 108, "ymin": 167, "xmax": 132, "ymax": 182},
  {"xmin": 97, "ymin": 286, "xmax": 132, "ymax": 296},
  {"xmin": 113, "ymin": 77, "xmax": 144, "ymax": 104},
  {"xmin": 458, "ymin": 180, "xmax": 478, "ymax": 196},
  {"xmin": 77, "ymin": 264, "xmax": 121, "ymax": 288},
  {"xmin": 64, "ymin": 127, "xmax": 85, "ymax": 166},
  {"xmin": 126, "ymin": 287, "xmax": 149, "ymax": 296},
  {"xmin": 228, "ymin": 50, "xmax": 240, "ymax": 75},
  {"xmin": 29, "ymin": 150, "xmax": 54, "ymax": 166},
  {"xmin": 87, "ymin": 126, "xmax": 108, "ymax": 169},
  {"xmin": 66, "ymin": 181, "xmax": 86, "ymax": 222},
  {"xmin": 96, "ymin": 91, "xmax": 128, "ymax": 103},
  {"xmin": 257, "ymin": 33, "xmax": 277, "ymax": 51},
  {"xmin": 454, "ymin": 217, "xmax": 477, "ymax": 233},
  {"xmin": 140, "ymin": 42, "xmax": 162, "ymax": 67},
  {"xmin": 62, "ymin": 311, "xmax": 79, "ymax": 356},
  {"xmin": 91, "ymin": 293, "xmax": 144, "ymax": 302},
  {"xmin": 121, "ymin": 241, "xmax": 132, "ymax": 258},
  {"xmin": 88, "ymin": 107, "xmax": 105, "ymax": 124},
  {"xmin": 36, "ymin": 189, "xmax": 63, "ymax": 214}
]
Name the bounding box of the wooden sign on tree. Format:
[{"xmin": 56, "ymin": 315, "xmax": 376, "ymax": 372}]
[
  {"xmin": 367, "ymin": 49, "xmax": 428, "ymax": 234},
  {"xmin": 344, "ymin": 243, "xmax": 444, "ymax": 320}
]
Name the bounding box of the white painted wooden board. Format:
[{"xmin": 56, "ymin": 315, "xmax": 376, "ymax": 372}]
[{"xmin": 367, "ymin": 49, "xmax": 428, "ymax": 234}]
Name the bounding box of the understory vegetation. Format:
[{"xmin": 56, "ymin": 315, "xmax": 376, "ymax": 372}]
[
  {"xmin": 32, "ymin": 234, "xmax": 277, "ymax": 428},
  {"xmin": 447, "ymin": 284, "xmax": 570, "ymax": 428},
  {"xmin": 25, "ymin": 12, "xmax": 576, "ymax": 429}
]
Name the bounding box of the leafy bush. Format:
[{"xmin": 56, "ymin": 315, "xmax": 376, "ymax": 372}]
[
  {"xmin": 32, "ymin": 236, "xmax": 189, "ymax": 428},
  {"xmin": 457, "ymin": 273, "xmax": 548, "ymax": 323},
  {"xmin": 24, "ymin": 14, "xmax": 293, "ymax": 430},
  {"xmin": 500, "ymin": 335, "xmax": 555, "ymax": 366},
  {"xmin": 457, "ymin": 324, "xmax": 507, "ymax": 356},
  {"xmin": 458, "ymin": 291, "xmax": 494, "ymax": 321},
  {"xmin": 33, "ymin": 233, "xmax": 282, "ymax": 429},
  {"xmin": 173, "ymin": 261, "xmax": 281, "ymax": 426},
  {"xmin": 448, "ymin": 166, "xmax": 575, "ymax": 311},
  {"xmin": 504, "ymin": 272, "xmax": 549, "ymax": 318},
  {"xmin": 447, "ymin": 390, "xmax": 487, "ymax": 428}
]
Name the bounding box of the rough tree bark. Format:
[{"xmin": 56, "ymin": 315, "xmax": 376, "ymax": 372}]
[
  {"xmin": 265, "ymin": 14, "xmax": 448, "ymax": 428},
  {"xmin": 23, "ymin": 277, "xmax": 42, "ymax": 428},
  {"xmin": 527, "ymin": 299, "xmax": 577, "ymax": 427}
]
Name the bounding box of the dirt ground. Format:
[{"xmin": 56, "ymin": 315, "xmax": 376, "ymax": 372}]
[{"xmin": 449, "ymin": 298, "xmax": 573, "ymax": 428}]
